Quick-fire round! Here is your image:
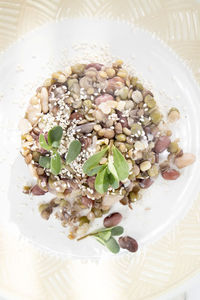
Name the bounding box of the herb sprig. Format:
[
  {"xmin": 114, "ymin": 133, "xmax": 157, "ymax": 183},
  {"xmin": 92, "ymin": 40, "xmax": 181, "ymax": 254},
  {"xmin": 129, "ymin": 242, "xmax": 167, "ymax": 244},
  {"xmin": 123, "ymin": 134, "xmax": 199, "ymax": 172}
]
[
  {"xmin": 39, "ymin": 126, "xmax": 81, "ymax": 175},
  {"xmin": 78, "ymin": 226, "xmax": 124, "ymax": 254},
  {"xmin": 83, "ymin": 145, "xmax": 129, "ymax": 194}
]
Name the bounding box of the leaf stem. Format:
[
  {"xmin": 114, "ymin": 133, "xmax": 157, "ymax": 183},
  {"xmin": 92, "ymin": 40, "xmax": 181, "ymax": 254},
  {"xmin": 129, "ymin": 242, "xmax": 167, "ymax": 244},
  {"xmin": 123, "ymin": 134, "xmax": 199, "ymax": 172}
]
[{"xmin": 77, "ymin": 232, "xmax": 96, "ymax": 241}]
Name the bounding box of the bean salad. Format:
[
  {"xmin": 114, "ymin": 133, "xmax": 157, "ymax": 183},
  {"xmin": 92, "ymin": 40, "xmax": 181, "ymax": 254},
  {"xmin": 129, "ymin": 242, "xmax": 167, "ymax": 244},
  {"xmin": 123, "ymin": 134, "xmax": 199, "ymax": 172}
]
[{"xmin": 19, "ymin": 60, "xmax": 195, "ymax": 253}]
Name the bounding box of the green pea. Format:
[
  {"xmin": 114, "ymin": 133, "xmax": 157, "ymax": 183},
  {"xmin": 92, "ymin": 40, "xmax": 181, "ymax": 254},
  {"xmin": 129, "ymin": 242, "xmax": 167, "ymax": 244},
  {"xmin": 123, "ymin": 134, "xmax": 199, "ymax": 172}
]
[
  {"xmin": 67, "ymin": 78, "xmax": 78, "ymax": 89},
  {"xmin": 136, "ymin": 83, "xmax": 144, "ymax": 91},
  {"xmin": 83, "ymin": 100, "xmax": 92, "ymax": 109},
  {"xmin": 116, "ymin": 134, "xmax": 126, "ymax": 142},
  {"xmin": 32, "ymin": 151, "xmax": 40, "ymax": 162},
  {"xmin": 119, "ymin": 87, "xmax": 129, "ymax": 100},
  {"xmin": 144, "ymin": 95, "xmax": 156, "ymax": 108},
  {"xmin": 79, "ymin": 216, "xmax": 89, "ymax": 226},
  {"xmin": 168, "ymin": 142, "xmax": 179, "ymax": 153},
  {"xmin": 129, "ymin": 191, "xmax": 139, "ymax": 202},
  {"xmin": 148, "ymin": 165, "xmax": 159, "ymax": 177},
  {"xmin": 150, "ymin": 110, "xmax": 162, "ymax": 124},
  {"xmin": 130, "ymin": 76, "xmax": 138, "ymax": 87},
  {"xmin": 71, "ymin": 64, "xmax": 85, "ymax": 75},
  {"xmin": 92, "ymin": 208, "xmax": 103, "ymax": 218},
  {"xmin": 125, "ymin": 143, "xmax": 133, "ymax": 150},
  {"xmin": 131, "ymin": 123, "xmax": 143, "ymax": 135}
]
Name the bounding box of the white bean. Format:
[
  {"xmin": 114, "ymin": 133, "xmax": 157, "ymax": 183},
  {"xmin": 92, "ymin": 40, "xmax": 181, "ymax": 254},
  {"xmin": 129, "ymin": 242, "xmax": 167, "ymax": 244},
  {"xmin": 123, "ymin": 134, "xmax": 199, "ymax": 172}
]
[
  {"xmin": 26, "ymin": 103, "xmax": 41, "ymax": 125},
  {"xmin": 175, "ymin": 153, "xmax": 195, "ymax": 169},
  {"xmin": 18, "ymin": 118, "xmax": 32, "ymax": 134},
  {"xmin": 40, "ymin": 87, "xmax": 49, "ymax": 113}
]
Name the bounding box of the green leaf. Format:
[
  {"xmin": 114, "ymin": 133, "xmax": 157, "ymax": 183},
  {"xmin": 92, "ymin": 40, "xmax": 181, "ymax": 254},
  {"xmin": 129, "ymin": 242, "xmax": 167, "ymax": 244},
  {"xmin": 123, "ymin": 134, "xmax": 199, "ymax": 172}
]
[
  {"xmin": 112, "ymin": 146, "xmax": 129, "ymax": 181},
  {"xmin": 39, "ymin": 156, "xmax": 51, "ymax": 169},
  {"xmin": 108, "ymin": 157, "xmax": 119, "ymax": 189},
  {"xmin": 95, "ymin": 236, "xmax": 106, "ymax": 246},
  {"xmin": 66, "ymin": 140, "xmax": 82, "ymax": 164},
  {"xmin": 39, "ymin": 134, "xmax": 52, "ymax": 151},
  {"xmin": 50, "ymin": 152, "xmax": 61, "ymax": 175},
  {"xmin": 95, "ymin": 167, "xmax": 109, "ymax": 194},
  {"xmin": 105, "ymin": 237, "xmax": 120, "ymax": 254},
  {"xmin": 96, "ymin": 231, "xmax": 111, "ymax": 241},
  {"xmin": 108, "ymin": 156, "xmax": 119, "ymax": 179},
  {"xmin": 110, "ymin": 226, "xmax": 124, "ymax": 236},
  {"xmin": 108, "ymin": 173, "xmax": 119, "ymax": 189},
  {"xmin": 83, "ymin": 146, "xmax": 109, "ymax": 175},
  {"xmin": 86, "ymin": 164, "xmax": 106, "ymax": 176},
  {"xmin": 48, "ymin": 126, "xmax": 63, "ymax": 147}
]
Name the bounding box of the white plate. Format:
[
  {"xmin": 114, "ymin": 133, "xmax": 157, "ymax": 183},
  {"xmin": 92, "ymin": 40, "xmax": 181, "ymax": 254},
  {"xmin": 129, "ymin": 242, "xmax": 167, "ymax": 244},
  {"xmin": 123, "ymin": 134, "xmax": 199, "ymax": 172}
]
[{"xmin": 0, "ymin": 18, "xmax": 200, "ymax": 258}]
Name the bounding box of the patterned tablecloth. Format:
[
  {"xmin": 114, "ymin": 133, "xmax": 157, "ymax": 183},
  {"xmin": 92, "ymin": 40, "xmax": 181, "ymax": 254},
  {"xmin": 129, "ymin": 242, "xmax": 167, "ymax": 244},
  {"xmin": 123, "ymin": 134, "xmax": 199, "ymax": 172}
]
[{"xmin": 0, "ymin": 1, "xmax": 200, "ymax": 300}]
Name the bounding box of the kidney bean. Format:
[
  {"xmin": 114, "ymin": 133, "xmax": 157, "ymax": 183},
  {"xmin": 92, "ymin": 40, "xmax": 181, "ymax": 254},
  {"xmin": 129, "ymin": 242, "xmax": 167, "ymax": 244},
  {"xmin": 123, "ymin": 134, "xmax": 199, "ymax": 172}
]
[
  {"xmin": 161, "ymin": 168, "xmax": 180, "ymax": 180},
  {"xmin": 118, "ymin": 236, "xmax": 138, "ymax": 252},
  {"xmin": 175, "ymin": 153, "xmax": 195, "ymax": 169},
  {"xmin": 31, "ymin": 184, "xmax": 47, "ymax": 195},
  {"xmin": 154, "ymin": 136, "xmax": 171, "ymax": 153},
  {"xmin": 106, "ymin": 76, "xmax": 125, "ymax": 94},
  {"xmin": 139, "ymin": 178, "xmax": 154, "ymax": 189},
  {"xmin": 86, "ymin": 63, "xmax": 103, "ymax": 71},
  {"xmin": 81, "ymin": 196, "xmax": 94, "ymax": 207},
  {"xmin": 103, "ymin": 212, "xmax": 122, "ymax": 228},
  {"xmin": 95, "ymin": 94, "xmax": 114, "ymax": 105}
]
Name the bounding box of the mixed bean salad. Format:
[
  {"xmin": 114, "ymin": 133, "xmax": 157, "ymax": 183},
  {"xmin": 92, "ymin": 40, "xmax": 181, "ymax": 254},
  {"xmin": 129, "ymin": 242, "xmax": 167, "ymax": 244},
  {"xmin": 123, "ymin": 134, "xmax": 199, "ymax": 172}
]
[{"xmin": 19, "ymin": 60, "xmax": 195, "ymax": 253}]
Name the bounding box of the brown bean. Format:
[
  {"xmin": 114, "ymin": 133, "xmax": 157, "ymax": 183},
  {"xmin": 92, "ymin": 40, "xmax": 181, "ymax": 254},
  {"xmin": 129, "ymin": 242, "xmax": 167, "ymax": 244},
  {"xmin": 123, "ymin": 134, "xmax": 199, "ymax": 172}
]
[
  {"xmin": 116, "ymin": 110, "xmax": 129, "ymax": 128},
  {"xmin": 69, "ymin": 112, "xmax": 83, "ymax": 120},
  {"xmin": 103, "ymin": 212, "xmax": 122, "ymax": 228},
  {"xmin": 154, "ymin": 136, "xmax": 171, "ymax": 153},
  {"xmin": 80, "ymin": 137, "xmax": 92, "ymax": 150},
  {"xmin": 142, "ymin": 89, "xmax": 153, "ymax": 98},
  {"xmin": 139, "ymin": 178, "xmax": 154, "ymax": 189},
  {"xmin": 75, "ymin": 122, "xmax": 95, "ymax": 133},
  {"xmin": 161, "ymin": 168, "xmax": 180, "ymax": 180},
  {"xmin": 41, "ymin": 206, "xmax": 53, "ymax": 220},
  {"xmin": 104, "ymin": 129, "xmax": 115, "ymax": 139},
  {"xmin": 31, "ymin": 184, "xmax": 47, "ymax": 195},
  {"xmin": 118, "ymin": 236, "xmax": 138, "ymax": 252},
  {"xmin": 87, "ymin": 176, "xmax": 95, "ymax": 189},
  {"xmin": 175, "ymin": 153, "xmax": 195, "ymax": 169},
  {"xmin": 81, "ymin": 196, "xmax": 94, "ymax": 207},
  {"xmin": 115, "ymin": 122, "xmax": 122, "ymax": 134}
]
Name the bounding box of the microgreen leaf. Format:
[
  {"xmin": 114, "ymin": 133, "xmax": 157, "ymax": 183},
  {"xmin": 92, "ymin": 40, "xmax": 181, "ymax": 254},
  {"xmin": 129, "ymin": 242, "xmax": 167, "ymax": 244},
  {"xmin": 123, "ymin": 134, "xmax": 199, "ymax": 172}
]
[
  {"xmin": 83, "ymin": 146, "xmax": 109, "ymax": 175},
  {"xmin": 50, "ymin": 152, "xmax": 61, "ymax": 175},
  {"xmin": 108, "ymin": 156, "xmax": 119, "ymax": 189},
  {"xmin": 39, "ymin": 134, "xmax": 52, "ymax": 151},
  {"xmin": 39, "ymin": 156, "xmax": 51, "ymax": 169},
  {"xmin": 95, "ymin": 166, "xmax": 109, "ymax": 194},
  {"xmin": 48, "ymin": 126, "xmax": 63, "ymax": 148},
  {"xmin": 86, "ymin": 165, "xmax": 106, "ymax": 176},
  {"xmin": 110, "ymin": 226, "xmax": 124, "ymax": 236},
  {"xmin": 97, "ymin": 231, "xmax": 111, "ymax": 241},
  {"xmin": 66, "ymin": 140, "xmax": 81, "ymax": 164},
  {"xmin": 108, "ymin": 173, "xmax": 119, "ymax": 189},
  {"xmin": 105, "ymin": 237, "xmax": 120, "ymax": 254},
  {"xmin": 112, "ymin": 146, "xmax": 129, "ymax": 181},
  {"xmin": 95, "ymin": 236, "xmax": 106, "ymax": 246}
]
